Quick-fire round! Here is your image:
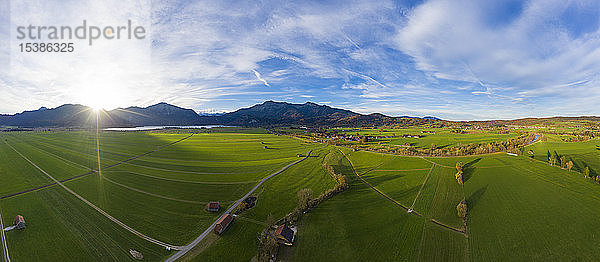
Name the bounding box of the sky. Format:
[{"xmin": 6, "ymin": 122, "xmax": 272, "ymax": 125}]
[{"xmin": 1, "ymin": 0, "xmax": 600, "ymax": 120}]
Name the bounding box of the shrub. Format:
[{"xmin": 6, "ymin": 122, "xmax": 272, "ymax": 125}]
[{"xmin": 457, "ymin": 200, "xmax": 468, "ymax": 219}]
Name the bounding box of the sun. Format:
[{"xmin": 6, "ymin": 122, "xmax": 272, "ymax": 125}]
[{"xmin": 75, "ymin": 85, "xmax": 127, "ymax": 112}]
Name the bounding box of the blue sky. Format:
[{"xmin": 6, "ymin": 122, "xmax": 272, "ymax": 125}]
[{"xmin": 1, "ymin": 0, "xmax": 600, "ymax": 120}]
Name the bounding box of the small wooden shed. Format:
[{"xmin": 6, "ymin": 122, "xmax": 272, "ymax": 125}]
[
  {"xmin": 275, "ymin": 224, "xmax": 295, "ymax": 246},
  {"xmin": 206, "ymin": 202, "xmax": 220, "ymax": 212},
  {"xmin": 214, "ymin": 214, "xmax": 234, "ymax": 235},
  {"xmin": 14, "ymin": 215, "xmax": 26, "ymax": 229}
]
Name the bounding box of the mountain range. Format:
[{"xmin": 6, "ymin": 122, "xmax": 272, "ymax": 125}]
[{"xmin": 0, "ymin": 101, "xmax": 439, "ymax": 128}]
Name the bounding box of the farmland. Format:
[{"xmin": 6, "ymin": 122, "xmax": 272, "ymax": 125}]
[
  {"xmin": 332, "ymin": 127, "xmax": 520, "ymax": 149},
  {"xmin": 0, "ymin": 128, "xmax": 321, "ymax": 261},
  {"xmin": 1, "ymin": 127, "xmax": 600, "ymax": 261}
]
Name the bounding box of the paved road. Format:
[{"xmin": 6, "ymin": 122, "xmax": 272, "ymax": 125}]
[
  {"xmin": 0, "ymin": 210, "xmax": 10, "ymax": 262},
  {"xmin": 165, "ymin": 147, "xmax": 320, "ymax": 262},
  {"xmin": 5, "ymin": 141, "xmax": 186, "ymax": 251}
]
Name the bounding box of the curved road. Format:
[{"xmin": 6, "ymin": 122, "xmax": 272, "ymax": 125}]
[{"xmin": 165, "ymin": 147, "xmax": 320, "ymax": 262}]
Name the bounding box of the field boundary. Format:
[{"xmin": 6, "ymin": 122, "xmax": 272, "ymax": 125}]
[
  {"xmin": 0, "ymin": 134, "xmax": 194, "ymax": 200},
  {"xmin": 104, "ymin": 170, "xmax": 261, "ymax": 185},
  {"xmin": 0, "ymin": 209, "xmax": 10, "ymax": 262},
  {"xmin": 338, "ymin": 149, "xmax": 422, "ymax": 217},
  {"xmin": 372, "ymin": 168, "xmax": 432, "ymax": 172},
  {"xmin": 101, "ymin": 176, "xmax": 231, "ymax": 205},
  {"xmin": 430, "ymin": 219, "xmax": 467, "ymax": 236},
  {"xmin": 165, "ymin": 146, "xmax": 323, "ymax": 262},
  {"xmin": 409, "ymin": 164, "xmax": 436, "ymax": 211},
  {"xmin": 5, "ymin": 141, "xmax": 185, "ymax": 251}
]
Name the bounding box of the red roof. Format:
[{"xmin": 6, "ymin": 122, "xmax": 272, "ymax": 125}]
[
  {"xmin": 214, "ymin": 214, "xmax": 234, "ymax": 234},
  {"xmin": 15, "ymin": 215, "xmax": 25, "ymax": 224},
  {"xmin": 206, "ymin": 202, "xmax": 220, "ymax": 209},
  {"xmin": 216, "ymin": 214, "xmax": 233, "ymax": 226}
]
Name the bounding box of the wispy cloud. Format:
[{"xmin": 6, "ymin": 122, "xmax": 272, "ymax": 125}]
[
  {"xmin": 252, "ymin": 69, "xmax": 270, "ymax": 87},
  {"xmin": 1, "ymin": 0, "xmax": 599, "ymax": 120}
]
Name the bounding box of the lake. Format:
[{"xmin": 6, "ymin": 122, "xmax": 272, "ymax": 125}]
[{"xmin": 103, "ymin": 125, "xmax": 233, "ymax": 131}]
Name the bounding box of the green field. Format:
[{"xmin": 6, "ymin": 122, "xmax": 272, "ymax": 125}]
[
  {"xmin": 334, "ymin": 127, "xmax": 519, "ymax": 149},
  {"xmin": 0, "ymin": 129, "xmax": 321, "ymax": 261},
  {"xmin": 526, "ymin": 135, "xmax": 600, "ymax": 176},
  {"xmin": 1, "ymin": 128, "xmax": 600, "ymax": 261}
]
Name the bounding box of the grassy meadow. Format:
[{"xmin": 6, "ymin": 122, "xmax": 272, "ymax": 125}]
[
  {"xmin": 1, "ymin": 127, "xmax": 599, "ymax": 261},
  {"xmin": 0, "ymin": 129, "xmax": 320, "ymax": 261}
]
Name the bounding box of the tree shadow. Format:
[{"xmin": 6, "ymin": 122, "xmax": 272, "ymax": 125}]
[
  {"xmin": 464, "ymin": 158, "xmax": 482, "ymax": 169},
  {"xmin": 462, "ymin": 158, "xmax": 481, "ymax": 184},
  {"xmin": 463, "ymin": 167, "xmax": 475, "ymax": 184},
  {"xmin": 467, "ymin": 185, "xmax": 488, "ymax": 211},
  {"xmin": 360, "ymin": 173, "xmax": 407, "ymax": 187},
  {"xmin": 437, "ymin": 144, "xmax": 452, "ymax": 149}
]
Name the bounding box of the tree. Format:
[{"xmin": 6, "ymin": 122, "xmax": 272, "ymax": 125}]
[
  {"xmin": 566, "ymin": 161, "xmax": 574, "ymax": 171},
  {"xmin": 584, "ymin": 166, "xmax": 590, "ymax": 178},
  {"xmin": 265, "ymin": 213, "xmax": 275, "ymax": 228},
  {"xmin": 257, "ymin": 229, "xmax": 278, "ymax": 262},
  {"xmin": 297, "ymin": 188, "xmax": 313, "ymax": 210},
  {"xmin": 457, "ymin": 200, "xmax": 468, "ymax": 219},
  {"xmin": 549, "ymin": 154, "xmax": 557, "ymax": 166},
  {"xmin": 455, "ymin": 170, "xmax": 463, "ymax": 185},
  {"xmin": 455, "ymin": 161, "xmax": 464, "ymax": 172},
  {"xmin": 560, "ymin": 156, "xmax": 566, "ymax": 168},
  {"xmin": 359, "ymin": 136, "xmax": 369, "ymax": 144}
]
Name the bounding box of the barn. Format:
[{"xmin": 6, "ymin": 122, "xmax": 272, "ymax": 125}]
[
  {"xmin": 206, "ymin": 202, "xmax": 220, "ymax": 212},
  {"xmin": 214, "ymin": 214, "xmax": 234, "ymax": 235},
  {"xmin": 14, "ymin": 215, "xmax": 26, "ymax": 229},
  {"xmin": 275, "ymin": 224, "xmax": 295, "ymax": 246}
]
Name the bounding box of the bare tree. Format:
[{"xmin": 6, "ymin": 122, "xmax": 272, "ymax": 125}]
[
  {"xmin": 297, "ymin": 188, "xmax": 313, "ymax": 210},
  {"xmin": 457, "ymin": 200, "xmax": 468, "ymax": 219}
]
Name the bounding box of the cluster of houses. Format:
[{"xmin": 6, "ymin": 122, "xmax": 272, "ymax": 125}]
[{"xmin": 401, "ymin": 134, "xmax": 422, "ymax": 138}]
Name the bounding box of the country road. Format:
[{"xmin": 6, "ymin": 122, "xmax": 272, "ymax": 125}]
[
  {"xmin": 164, "ymin": 147, "xmax": 321, "ymax": 262},
  {"xmin": 0, "ymin": 209, "xmax": 10, "ymax": 262},
  {"xmin": 5, "ymin": 141, "xmax": 186, "ymax": 251}
]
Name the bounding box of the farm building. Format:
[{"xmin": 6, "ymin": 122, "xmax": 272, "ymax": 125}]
[
  {"xmin": 297, "ymin": 154, "xmax": 304, "ymax": 157},
  {"xmin": 275, "ymin": 224, "xmax": 295, "ymax": 246},
  {"xmin": 14, "ymin": 215, "xmax": 26, "ymax": 229},
  {"xmin": 206, "ymin": 202, "xmax": 220, "ymax": 212},
  {"xmin": 214, "ymin": 214, "xmax": 234, "ymax": 235}
]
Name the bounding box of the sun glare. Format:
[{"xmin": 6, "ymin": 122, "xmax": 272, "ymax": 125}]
[{"xmin": 76, "ymin": 84, "xmax": 128, "ymax": 112}]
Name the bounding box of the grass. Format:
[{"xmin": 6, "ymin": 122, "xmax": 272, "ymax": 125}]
[
  {"xmin": 285, "ymin": 151, "xmax": 426, "ymax": 261},
  {"xmin": 465, "ymin": 157, "xmax": 600, "ymax": 261},
  {"xmin": 0, "ymin": 187, "xmax": 171, "ymax": 261},
  {"xmin": 526, "ymin": 136, "xmax": 600, "ymax": 176},
  {"xmin": 2, "ymin": 129, "xmax": 600, "ymax": 261},
  {"xmin": 335, "ymin": 127, "xmax": 519, "ymax": 149},
  {"xmin": 0, "ymin": 130, "xmax": 320, "ymax": 261},
  {"xmin": 190, "ymin": 146, "xmax": 337, "ymax": 261}
]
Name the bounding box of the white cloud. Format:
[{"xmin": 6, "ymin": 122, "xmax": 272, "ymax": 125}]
[
  {"xmin": 396, "ymin": 0, "xmax": 600, "ymax": 108},
  {"xmin": 252, "ymin": 69, "xmax": 270, "ymax": 87}
]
